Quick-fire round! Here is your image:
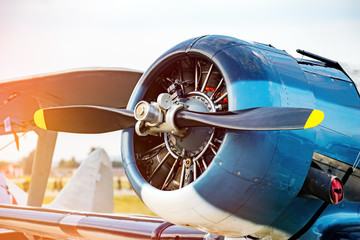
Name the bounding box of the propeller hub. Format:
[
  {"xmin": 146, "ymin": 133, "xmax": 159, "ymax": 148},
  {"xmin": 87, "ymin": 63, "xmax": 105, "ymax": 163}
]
[
  {"xmin": 135, "ymin": 104, "xmax": 146, "ymax": 117},
  {"xmin": 134, "ymin": 101, "xmax": 163, "ymax": 125},
  {"xmin": 165, "ymin": 92, "xmax": 215, "ymax": 160}
]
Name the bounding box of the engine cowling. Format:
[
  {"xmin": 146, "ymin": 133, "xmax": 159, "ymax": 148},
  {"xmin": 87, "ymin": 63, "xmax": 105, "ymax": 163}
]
[{"xmin": 121, "ymin": 35, "xmax": 317, "ymax": 238}]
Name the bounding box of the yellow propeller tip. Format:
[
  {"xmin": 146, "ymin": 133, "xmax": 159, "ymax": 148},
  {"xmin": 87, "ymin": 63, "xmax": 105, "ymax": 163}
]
[
  {"xmin": 304, "ymin": 109, "xmax": 324, "ymax": 129},
  {"xmin": 34, "ymin": 109, "xmax": 47, "ymax": 130}
]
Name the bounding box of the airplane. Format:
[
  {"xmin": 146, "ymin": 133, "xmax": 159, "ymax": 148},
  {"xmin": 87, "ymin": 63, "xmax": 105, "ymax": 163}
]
[{"xmin": 0, "ymin": 35, "xmax": 359, "ymax": 239}]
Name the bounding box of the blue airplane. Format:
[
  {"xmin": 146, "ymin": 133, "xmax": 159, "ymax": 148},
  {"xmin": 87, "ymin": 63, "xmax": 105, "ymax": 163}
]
[{"xmin": 0, "ymin": 35, "xmax": 359, "ymax": 239}]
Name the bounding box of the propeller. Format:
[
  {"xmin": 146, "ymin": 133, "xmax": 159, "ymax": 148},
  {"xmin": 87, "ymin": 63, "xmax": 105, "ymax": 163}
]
[
  {"xmin": 34, "ymin": 104, "xmax": 324, "ymax": 134},
  {"xmin": 34, "ymin": 105, "xmax": 136, "ymax": 133},
  {"xmin": 175, "ymin": 107, "xmax": 324, "ymax": 130}
]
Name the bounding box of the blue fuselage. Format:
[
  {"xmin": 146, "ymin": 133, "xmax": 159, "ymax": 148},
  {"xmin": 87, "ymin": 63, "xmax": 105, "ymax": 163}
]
[{"xmin": 122, "ymin": 35, "xmax": 360, "ymax": 239}]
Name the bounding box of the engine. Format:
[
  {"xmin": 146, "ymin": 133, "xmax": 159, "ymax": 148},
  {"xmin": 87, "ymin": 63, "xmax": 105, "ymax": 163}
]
[
  {"xmin": 121, "ymin": 35, "xmax": 331, "ymax": 238},
  {"xmin": 133, "ymin": 56, "xmax": 227, "ymax": 190}
]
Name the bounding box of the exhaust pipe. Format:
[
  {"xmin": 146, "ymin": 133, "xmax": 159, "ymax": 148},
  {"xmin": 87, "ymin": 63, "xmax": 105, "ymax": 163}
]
[{"xmin": 299, "ymin": 167, "xmax": 343, "ymax": 204}]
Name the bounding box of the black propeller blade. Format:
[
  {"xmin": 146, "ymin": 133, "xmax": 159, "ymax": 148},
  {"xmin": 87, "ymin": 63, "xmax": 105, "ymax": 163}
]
[
  {"xmin": 175, "ymin": 107, "xmax": 324, "ymax": 131},
  {"xmin": 34, "ymin": 105, "xmax": 136, "ymax": 133},
  {"xmin": 34, "ymin": 105, "xmax": 323, "ymax": 133}
]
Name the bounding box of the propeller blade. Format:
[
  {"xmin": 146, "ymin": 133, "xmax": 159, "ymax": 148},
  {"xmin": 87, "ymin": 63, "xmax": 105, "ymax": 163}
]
[
  {"xmin": 175, "ymin": 107, "xmax": 324, "ymax": 131},
  {"xmin": 34, "ymin": 105, "xmax": 136, "ymax": 133}
]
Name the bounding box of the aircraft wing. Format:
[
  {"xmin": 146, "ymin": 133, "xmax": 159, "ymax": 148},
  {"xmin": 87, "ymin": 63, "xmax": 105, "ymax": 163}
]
[
  {"xmin": 0, "ymin": 204, "xmax": 208, "ymax": 240},
  {"xmin": 0, "ymin": 68, "xmax": 142, "ymax": 135}
]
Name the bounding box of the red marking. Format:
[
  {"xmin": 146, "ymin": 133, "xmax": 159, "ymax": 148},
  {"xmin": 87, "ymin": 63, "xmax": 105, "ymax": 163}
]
[
  {"xmin": 74, "ymin": 226, "xmax": 79, "ymax": 235},
  {"xmin": 11, "ymin": 195, "xmax": 18, "ymax": 205},
  {"xmin": 205, "ymin": 87, "xmax": 216, "ymax": 92},
  {"xmin": 331, "ymin": 178, "xmax": 343, "ymax": 204},
  {"xmin": 11, "ymin": 130, "xmax": 20, "ymax": 151},
  {"xmin": 204, "ymin": 87, "xmax": 228, "ymax": 104}
]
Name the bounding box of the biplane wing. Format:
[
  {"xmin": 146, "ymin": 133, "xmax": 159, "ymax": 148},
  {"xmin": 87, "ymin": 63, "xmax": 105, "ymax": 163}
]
[
  {"xmin": 0, "ymin": 68, "xmax": 142, "ymax": 135},
  {"xmin": 0, "ymin": 68, "xmax": 142, "ymax": 208}
]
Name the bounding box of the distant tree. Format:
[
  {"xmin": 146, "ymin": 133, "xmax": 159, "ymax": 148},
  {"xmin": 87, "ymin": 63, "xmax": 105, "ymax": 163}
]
[
  {"xmin": 58, "ymin": 159, "xmax": 66, "ymax": 168},
  {"xmin": 57, "ymin": 157, "xmax": 80, "ymax": 168},
  {"xmin": 67, "ymin": 157, "xmax": 80, "ymax": 168},
  {"xmin": 112, "ymin": 161, "xmax": 123, "ymax": 168},
  {"xmin": 19, "ymin": 150, "xmax": 35, "ymax": 175},
  {"xmin": 0, "ymin": 161, "xmax": 10, "ymax": 168}
]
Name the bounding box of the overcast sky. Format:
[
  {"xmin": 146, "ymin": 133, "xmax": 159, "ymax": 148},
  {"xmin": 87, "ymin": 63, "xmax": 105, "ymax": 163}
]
[{"xmin": 0, "ymin": 0, "xmax": 359, "ymax": 163}]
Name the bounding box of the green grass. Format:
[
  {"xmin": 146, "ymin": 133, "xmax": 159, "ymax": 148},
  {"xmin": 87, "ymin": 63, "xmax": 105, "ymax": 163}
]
[
  {"xmin": 114, "ymin": 195, "xmax": 155, "ymax": 215},
  {"xmin": 43, "ymin": 194, "xmax": 155, "ymax": 216},
  {"xmin": 42, "ymin": 195, "xmax": 55, "ymax": 205},
  {"xmin": 15, "ymin": 176, "xmax": 156, "ymax": 216},
  {"xmin": 16, "ymin": 178, "xmax": 129, "ymax": 191}
]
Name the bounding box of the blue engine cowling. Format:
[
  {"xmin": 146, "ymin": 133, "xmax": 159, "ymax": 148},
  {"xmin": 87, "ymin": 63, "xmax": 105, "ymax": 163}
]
[{"xmin": 121, "ymin": 35, "xmax": 324, "ymax": 238}]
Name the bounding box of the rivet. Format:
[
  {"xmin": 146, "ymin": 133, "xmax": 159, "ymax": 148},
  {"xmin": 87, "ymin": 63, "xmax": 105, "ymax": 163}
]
[
  {"xmin": 268, "ymin": 182, "xmax": 271, "ymax": 186},
  {"xmin": 237, "ymin": 171, "xmax": 241, "ymax": 175},
  {"xmin": 254, "ymin": 178, "xmax": 258, "ymax": 182},
  {"xmin": 219, "ymin": 162, "xmax": 222, "ymax": 166}
]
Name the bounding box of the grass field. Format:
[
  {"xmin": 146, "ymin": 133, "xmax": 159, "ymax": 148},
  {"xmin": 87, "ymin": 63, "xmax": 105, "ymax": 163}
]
[
  {"xmin": 11, "ymin": 175, "xmax": 156, "ymax": 216},
  {"xmin": 43, "ymin": 194, "xmax": 155, "ymax": 215},
  {"xmin": 40, "ymin": 176, "xmax": 155, "ymax": 216},
  {"xmin": 113, "ymin": 195, "xmax": 155, "ymax": 215}
]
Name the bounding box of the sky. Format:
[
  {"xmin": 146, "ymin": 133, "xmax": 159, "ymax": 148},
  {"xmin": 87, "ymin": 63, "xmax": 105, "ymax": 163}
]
[{"xmin": 0, "ymin": 0, "xmax": 359, "ymax": 163}]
